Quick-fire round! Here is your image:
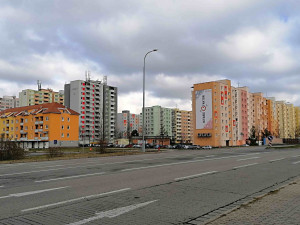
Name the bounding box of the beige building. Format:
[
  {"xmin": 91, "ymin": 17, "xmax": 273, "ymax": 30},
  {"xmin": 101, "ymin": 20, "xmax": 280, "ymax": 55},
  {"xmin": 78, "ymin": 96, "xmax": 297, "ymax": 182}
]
[
  {"xmin": 192, "ymin": 79, "xmax": 233, "ymax": 147},
  {"xmin": 266, "ymin": 97, "xmax": 279, "ymax": 137},
  {"xmin": 19, "ymin": 89, "xmax": 64, "ymax": 107},
  {"xmin": 252, "ymin": 93, "xmax": 268, "ymax": 140},
  {"xmin": 173, "ymin": 109, "xmax": 193, "ymax": 144},
  {"xmin": 295, "ymin": 107, "xmax": 300, "ymax": 138},
  {"xmin": 276, "ymin": 101, "xmax": 296, "ymax": 138}
]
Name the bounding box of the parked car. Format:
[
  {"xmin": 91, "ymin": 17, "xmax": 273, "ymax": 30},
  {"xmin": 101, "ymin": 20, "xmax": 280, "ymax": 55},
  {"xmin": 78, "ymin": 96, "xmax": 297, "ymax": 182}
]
[
  {"xmin": 133, "ymin": 144, "xmax": 141, "ymax": 148},
  {"xmin": 202, "ymin": 145, "xmax": 212, "ymax": 149}
]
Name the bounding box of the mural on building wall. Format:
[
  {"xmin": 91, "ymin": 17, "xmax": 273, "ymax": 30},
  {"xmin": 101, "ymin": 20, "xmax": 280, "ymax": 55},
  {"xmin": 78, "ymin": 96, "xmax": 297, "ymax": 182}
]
[{"xmin": 195, "ymin": 89, "xmax": 212, "ymax": 129}]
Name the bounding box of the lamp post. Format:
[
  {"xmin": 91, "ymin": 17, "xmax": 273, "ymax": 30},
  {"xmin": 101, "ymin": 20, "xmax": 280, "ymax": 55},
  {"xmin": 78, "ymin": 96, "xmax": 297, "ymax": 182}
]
[{"xmin": 142, "ymin": 49, "xmax": 158, "ymax": 152}]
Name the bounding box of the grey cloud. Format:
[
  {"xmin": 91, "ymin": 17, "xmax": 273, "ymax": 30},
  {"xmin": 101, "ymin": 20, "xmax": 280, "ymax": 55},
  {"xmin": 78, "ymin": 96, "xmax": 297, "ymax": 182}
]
[{"xmin": 1, "ymin": 0, "xmax": 300, "ymax": 107}]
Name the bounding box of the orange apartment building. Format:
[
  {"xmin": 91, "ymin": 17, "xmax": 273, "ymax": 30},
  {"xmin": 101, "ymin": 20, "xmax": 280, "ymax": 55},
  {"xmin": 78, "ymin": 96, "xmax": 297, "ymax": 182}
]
[
  {"xmin": 0, "ymin": 103, "xmax": 79, "ymax": 148},
  {"xmin": 192, "ymin": 79, "xmax": 234, "ymax": 147}
]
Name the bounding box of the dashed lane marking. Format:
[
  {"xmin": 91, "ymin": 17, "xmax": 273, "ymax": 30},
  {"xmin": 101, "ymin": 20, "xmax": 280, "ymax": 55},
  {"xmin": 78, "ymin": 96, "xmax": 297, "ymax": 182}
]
[
  {"xmin": 35, "ymin": 172, "xmax": 105, "ymax": 183},
  {"xmin": 174, "ymin": 171, "xmax": 218, "ymax": 181}
]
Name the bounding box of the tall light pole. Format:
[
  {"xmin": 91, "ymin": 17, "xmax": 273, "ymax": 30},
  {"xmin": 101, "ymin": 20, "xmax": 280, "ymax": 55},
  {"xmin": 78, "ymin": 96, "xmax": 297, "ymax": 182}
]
[{"xmin": 142, "ymin": 49, "xmax": 158, "ymax": 152}]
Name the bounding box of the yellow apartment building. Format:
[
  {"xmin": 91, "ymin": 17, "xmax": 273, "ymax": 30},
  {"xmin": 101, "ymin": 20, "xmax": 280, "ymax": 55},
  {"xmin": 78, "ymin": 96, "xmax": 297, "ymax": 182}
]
[{"xmin": 0, "ymin": 103, "xmax": 79, "ymax": 148}]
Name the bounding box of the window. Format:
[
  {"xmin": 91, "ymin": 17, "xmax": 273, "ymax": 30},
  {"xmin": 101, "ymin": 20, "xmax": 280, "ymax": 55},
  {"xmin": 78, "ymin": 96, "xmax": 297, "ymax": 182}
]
[
  {"xmin": 67, "ymin": 133, "xmax": 70, "ymax": 138},
  {"xmin": 62, "ymin": 125, "xmax": 64, "ymax": 130},
  {"xmin": 68, "ymin": 117, "xmax": 70, "ymax": 122},
  {"xmin": 25, "ymin": 119, "xmax": 28, "ymax": 123},
  {"xmin": 62, "ymin": 117, "xmax": 64, "ymax": 121},
  {"xmin": 67, "ymin": 126, "xmax": 70, "ymax": 130},
  {"xmin": 46, "ymin": 117, "xmax": 49, "ymax": 121},
  {"xmin": 45, "ymin": 125, "xmax": 48, "ymax": 129},
  {"xmin": 61, "ymin": 133, "xmax": 64, "ymax": 137}
]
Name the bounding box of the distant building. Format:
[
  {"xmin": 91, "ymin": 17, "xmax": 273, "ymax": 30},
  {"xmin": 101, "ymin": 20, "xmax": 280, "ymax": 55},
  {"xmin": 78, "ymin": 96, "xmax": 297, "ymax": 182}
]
[
  {"xmin": 0, "ymin": 96, "xmax": 19, "ymax": 111},
  {"xmin": 117, "ymin": 110, "xmax": 141, "ymax": 139},
  {"xmin": 172, "ymin": 109, "xmax": 193, "ymax": 144},
  {"xmin": 276, "ymin": 101, "xmax": 295, "ymax": 139},
  {"xmin": 141, "ymin": 105, "xmax": 173, "ymax": 140},
  {"xmin": 19, "ymin": 88, "xmax": 64, "ymax": 106},
  {"xmin": 295, "ymin": 107, "xmax": 300, "ymax": 138},
  {"xmin": 0, "ymin": 103, "xmax": 79, "ymax": 148},
  {"xmin": 64, "ymin": 75, "xmax": 117, "ymax": 144}
]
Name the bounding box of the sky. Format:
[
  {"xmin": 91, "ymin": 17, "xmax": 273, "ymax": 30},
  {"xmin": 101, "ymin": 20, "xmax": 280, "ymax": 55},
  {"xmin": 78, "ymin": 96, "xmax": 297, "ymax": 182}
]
[{"xmin": 1, "ymin": 0, "xmax": 300, "ymax": 113}]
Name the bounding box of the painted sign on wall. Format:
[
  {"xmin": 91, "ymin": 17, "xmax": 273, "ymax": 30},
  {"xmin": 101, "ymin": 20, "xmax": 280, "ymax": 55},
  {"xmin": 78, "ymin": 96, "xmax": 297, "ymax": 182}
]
[{"xmin": 195, "ymin": 89, "xmax": 213, "ymax": 129}]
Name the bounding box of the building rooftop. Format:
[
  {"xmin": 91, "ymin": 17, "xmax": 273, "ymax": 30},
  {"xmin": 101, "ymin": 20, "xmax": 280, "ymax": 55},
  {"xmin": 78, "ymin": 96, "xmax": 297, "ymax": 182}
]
[{"xmin": 0, "ymin": 102, "xmax": 79, "ymax": 116}]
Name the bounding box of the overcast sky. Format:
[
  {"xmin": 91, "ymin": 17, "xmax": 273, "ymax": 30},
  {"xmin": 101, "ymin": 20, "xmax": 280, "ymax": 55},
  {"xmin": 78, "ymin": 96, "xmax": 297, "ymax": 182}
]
[{"xmin": 1, "ymin": 0, "xmax": 300, "ymax": 113}]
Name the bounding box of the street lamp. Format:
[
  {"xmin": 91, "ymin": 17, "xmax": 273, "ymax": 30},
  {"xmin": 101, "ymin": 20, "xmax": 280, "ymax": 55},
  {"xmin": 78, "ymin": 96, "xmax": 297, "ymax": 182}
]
[{"xmin": 142, "ymin": 49, "xmax": 158, "ymax": 152}]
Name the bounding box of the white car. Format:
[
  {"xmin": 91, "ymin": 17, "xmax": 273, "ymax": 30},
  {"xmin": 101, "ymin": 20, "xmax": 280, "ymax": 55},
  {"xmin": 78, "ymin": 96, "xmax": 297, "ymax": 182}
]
[{"xmin": 202, "ymin": 145, "xmax": 212, "ymax": 149}]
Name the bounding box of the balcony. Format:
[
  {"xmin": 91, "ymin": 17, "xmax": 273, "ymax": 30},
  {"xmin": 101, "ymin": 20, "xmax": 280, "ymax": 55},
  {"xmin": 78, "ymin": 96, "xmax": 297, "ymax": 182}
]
[
  {"xmin": 34, "ymin": 137, "xmax": 39, "ymax": 140},
  {"xmin": 38, "ymin": 129, "xmax": 43, "ymax": 132},
  {"xmin": 39, "ymin": 121, "xmax": 43, "ymax": 124},
  {"xmin": 20, "ymin": 137, "xmax": 27, "ymax": 141},
  {"xmin": 41, "ymin": 137, "xmax": 49, "ymax": 141},
  {"xmin": 20, "ymin": 130, "xmax": 27, "ymax": 134},
  {"xmin": 35, "ymin": 121, "xmax": 39, "ymax": 125},
  {"xmin": 35, "ymin": 129, "xmax": 39, "ymax": 133}
]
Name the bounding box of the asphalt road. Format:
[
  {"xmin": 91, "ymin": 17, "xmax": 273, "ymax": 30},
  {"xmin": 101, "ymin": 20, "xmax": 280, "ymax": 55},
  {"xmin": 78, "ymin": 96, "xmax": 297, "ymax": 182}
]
[{"xmin": 0, "ymin": 146, "xmax": 300, "ymax": 224}]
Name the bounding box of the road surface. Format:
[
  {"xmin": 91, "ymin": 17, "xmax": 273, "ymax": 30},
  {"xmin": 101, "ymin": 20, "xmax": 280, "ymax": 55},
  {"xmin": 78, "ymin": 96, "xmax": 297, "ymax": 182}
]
[{"xmin": 0, "ymin": 146, "xmax": 300, "ymax": 224}]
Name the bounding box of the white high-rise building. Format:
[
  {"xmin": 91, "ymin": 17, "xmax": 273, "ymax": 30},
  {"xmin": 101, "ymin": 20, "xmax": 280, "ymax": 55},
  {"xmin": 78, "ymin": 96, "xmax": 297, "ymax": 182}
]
[
  {"xmin": 0, "ymin": 96, "xmax": 19, "ymax": 111},
  {"xmin": 64, "ymin": 75, "xmax": 117, "ymax": 144}
]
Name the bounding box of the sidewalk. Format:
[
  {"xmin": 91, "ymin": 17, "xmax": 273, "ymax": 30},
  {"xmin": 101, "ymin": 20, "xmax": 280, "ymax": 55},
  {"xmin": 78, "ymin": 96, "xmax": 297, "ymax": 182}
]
[{"xmin": 207, "ymin": 179, "xmax": 300, "ymax": 225}]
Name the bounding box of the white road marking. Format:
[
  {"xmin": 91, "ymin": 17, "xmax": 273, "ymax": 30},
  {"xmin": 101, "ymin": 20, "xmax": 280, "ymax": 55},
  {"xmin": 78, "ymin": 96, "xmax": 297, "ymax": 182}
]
[
  {"xmin": 121, "ymin": 154, "xmax": 255, "ymax": 172},
  {"xmin": 237, "ymin": 157, "xmax": 260, "ymax": 161},
  {"xmin": 0, "ymin": 154, "xmax": 215, "ymax": 174},
  {"xmin": 269, "ymin": 158, "xmax": 285, "ymax": 162},
  {"xmin": 292, "ymin": 161, "xmax": 300, "ymax": 164},
  {"xmin": 0, "ymin": 186, "xmax": 69, "ymax": 199},
  {"xmin": 35, "ymin": 172, "xmax": 105, "ymax": 183},
  {"xmin": 22, "ymin": 188, "xmax": 131, "ymax": 212},
  {"xmin": 291, "ymin": 155, "xmax": 300, "ymax": 158},
  {"xmin": 233, "ymin": 163, "xmax": 258, "ymax": 169},
  {"xmin": 0, "ymin": 186, "xmax": 4, "ymax": 188},
  {"xmin": 174, "ymin": 171, "xmax": 217, "ymax": 181},
  {"xmin": 66, "ymin": 200, "xmax": 158, "ymax": 225}
]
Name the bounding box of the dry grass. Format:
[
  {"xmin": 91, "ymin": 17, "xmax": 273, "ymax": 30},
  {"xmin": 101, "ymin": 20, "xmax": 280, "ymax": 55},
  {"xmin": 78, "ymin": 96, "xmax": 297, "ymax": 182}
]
[{"xmin": 0, "ymin": 150, "xmax": 156, "ymax": 164}]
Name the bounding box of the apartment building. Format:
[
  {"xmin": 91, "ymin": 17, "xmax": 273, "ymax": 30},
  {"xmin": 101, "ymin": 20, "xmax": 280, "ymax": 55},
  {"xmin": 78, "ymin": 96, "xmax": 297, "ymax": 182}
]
[
  {"xmin": 142, "ymin": 105, "xmax": 173, "ymax": 138},
  {"xmin": 276, "ymin": 101, "xmax": 296, "ymax": 138},
  {"xmin": 192, "ymin": 79, "xmax": 233, "ymax": 147},
  {"xmin": 172, "ymin": 109, "xmax": 193, "ymax": 144},
  {"xmin": 117, "ymin": 110, "xmax": 140, "ymax": 138},
  {"xmin": 266, "ymin": 97, "xmax": 279, "ymax": 137},
  {"xmin": 295, "ymin": 107, "xmax": 300, "ymax": 138},
  {"xmin": 231, "ymin": 87, "xmax": 249, "ymax": 145},
  {"xmin": 0, "ymin": 96, "xmax": 19, "ymax": 111},
  {"xmin": 19, "ymin": 89, "xmax": 64, "ymax": 106},
  {"xmin": 64, "ymin": 76, "xmax": 118, "ymax": 144},
  {"xmin": 286, "ymin": 103, "xmax": 296, "ymax": 138},
  {"xmin": 0, "ymin": 103, "xmax": 79, "ymax": 148},
  {"xmin": 252, "ymin": 93, "xmax": 268, "ymax": 139}
]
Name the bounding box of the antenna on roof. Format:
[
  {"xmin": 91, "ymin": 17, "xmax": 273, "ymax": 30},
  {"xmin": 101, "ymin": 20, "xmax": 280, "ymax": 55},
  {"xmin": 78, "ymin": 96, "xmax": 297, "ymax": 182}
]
[{"xmin": 37, "ymin": 80, "xmax": 42, "ymax": 91}]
